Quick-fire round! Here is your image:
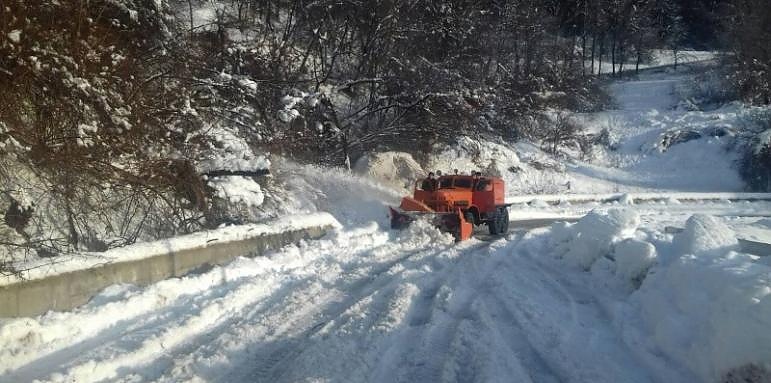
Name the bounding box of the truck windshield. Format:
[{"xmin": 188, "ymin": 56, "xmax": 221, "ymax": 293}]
[{"xmin": 454, "ymin": 178, "xmax": 472, "ymax": 189}]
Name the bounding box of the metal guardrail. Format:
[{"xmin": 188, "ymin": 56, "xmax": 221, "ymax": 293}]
[{"xmin": 506, "ymin": 193, "xmax": 771, "ymax": 206}]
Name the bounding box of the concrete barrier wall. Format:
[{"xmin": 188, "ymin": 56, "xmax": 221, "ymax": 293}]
[{"xmin": 0, "ymin": 225, "xmax": 330, "ymax": 318}]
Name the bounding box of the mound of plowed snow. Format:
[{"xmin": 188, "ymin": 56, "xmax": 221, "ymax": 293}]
[
  {"xmin": 552, "ymin": 208, "xmax": 640, "ymax": 270},
  {"xmin": 548, "ymin": 210, "xmax": 771, "ymax": 382},
  {"xmin": 353, "ymin": 151, "xmax": 425, "ymax": 191}
]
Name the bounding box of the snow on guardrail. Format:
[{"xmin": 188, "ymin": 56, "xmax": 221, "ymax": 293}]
[
  {"xmin": 0, "ymin": 212, "xmax": 341, "ymax": 287},
  {"xmin": 506, "ymin": 192, "xmax": 771, "ymax": 205}
]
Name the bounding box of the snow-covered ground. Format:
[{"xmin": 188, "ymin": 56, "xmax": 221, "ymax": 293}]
[
  {"xmin": 2, "ymin": 61, "xmax": 771, "ymax": 383},
  {"xmin": 2, "ymin": 195, "xmax": 770, "ymax": 382},
  {"xmin": 584, "ymin": 49, "xmax": 717, "ymax": 75},
  {"xmin": 415, "ymin": 60, "xmax": 753, "ymax": 196}
]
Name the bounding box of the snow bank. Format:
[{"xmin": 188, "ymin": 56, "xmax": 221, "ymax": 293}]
[
  {"xmin": 0, "ymin": 213, "xmax": 340, "ymax": 287},
  {"xmin": 630, "ymin": 216, "xmax": 771, "ymax": 382},
  {"xmin": 552, "ymin": 208, "xmax": 640, "ymax": 270},
  {"xmin": 671, "ymin": 214, "xmax": 739, "ymax": 261},
  {"xmin": 550, "ymin": 210, "xmax": 771, "ymax": 382}
]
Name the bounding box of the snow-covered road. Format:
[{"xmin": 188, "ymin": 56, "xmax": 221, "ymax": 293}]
[
  {"xmin": 1, "ymin": 218, "xmax": 700, "ymax": 383},
  {"xmin": 2, "ymin": 195, "xmax": 770, "ymax": 382}
]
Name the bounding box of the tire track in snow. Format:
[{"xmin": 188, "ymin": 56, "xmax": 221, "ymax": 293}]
[
  {"xmin": 13, "ymin": 226, "xmax": 393, "ymax": 382},
  {"xmin": 143, "ymin": 227, "xmax": 461, "ymax": 382},
  {"xmin": 155, "ymin": 235, "xmax": 489, "ymax": 383},
  {"xmin": 138, "ymin": 227, "xmax": 405, "ymax": 382},
  {"xmin": 0, "ymin": 264, "xmax": 270, "ymax": 381},
  {"xmin": 486, "ymin": 240, "xmax": 656, "ymax": 383},
  {"xmin": 228, "ymin": 244, "xmax": 459, "ymax": 382},
  {"xmin": 378, "ymin": 240, "xmax": 505, "ymax": 383},
  {"xmin": 481, "ymin": 293, "xmax": 565, "ymax": 383}
]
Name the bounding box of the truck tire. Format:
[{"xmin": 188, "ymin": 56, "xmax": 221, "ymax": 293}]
[
  {"xmin": 499, "ymin": 207, "xmax": 509, "ymax": 234},
  {"xmin": 488, "ymin": 207, "xmax": 509, "ymax": 236},
  {"xmin": 488, "ymin": 211, "xmax": 500, "ymax": 235}
]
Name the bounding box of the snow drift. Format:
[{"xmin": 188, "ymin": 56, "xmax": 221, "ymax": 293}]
[
  {"xmin": 550, "ymin": 210, "xmax": 771, "ymax": 382},
  {"xmin": 632, "ymin": 215, "xmax": 771, "ymax": 382}
]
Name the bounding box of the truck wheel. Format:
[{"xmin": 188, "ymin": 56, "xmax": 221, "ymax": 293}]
[
  {"xmin": 488, "ymin": 211, "xmax": 500, "ymax": 235},
  {"xmin": 499, "ymin": 207, "xmax": 509, "ymax": 234}
]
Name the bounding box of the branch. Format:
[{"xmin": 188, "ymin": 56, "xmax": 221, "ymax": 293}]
[{"xmin": 204, "ymin": 169, "xmax": 270, "ymax": 178}]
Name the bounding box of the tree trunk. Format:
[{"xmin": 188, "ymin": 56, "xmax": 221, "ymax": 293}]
[
  {"xmin": 187, "ymin": 0, "xmax": 194, "ymax": 37},
  {"xmin": 598, "ymin": 36, "xmax": 604, "ymax": 75},
  {"xmin": 514, "ymin": 38, "xmax": 520, "ymax": 76},
  {"xmin": 635, "ymin": 34, "xmax": 643, "ymax": 74},
  {"xmin": 611, "ymin": 35, "xmax": 616, "ymax": 76},
  {"xmin": 673, "ymin": 49, "xmax": 678, "ymax": 71},
  {"xmin": 592, "ymin": 35, "xmax": 599, "ymax": 74},
  {"xmin": 581, "ymin": 1, "xmax": 588, "ymax": 76}
]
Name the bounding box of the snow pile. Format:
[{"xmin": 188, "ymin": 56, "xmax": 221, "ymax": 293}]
[
  {"xmin": 628, "ymin": 215, "xmax": 771, "ymax": 382},
  {"xmin": 353, "ymin": 151, "xmax": 425, "ymax": 191},
  {"xmin": 208, "ymin": 176, "xmax": 265, "ymax": 207},
  {"xmin": 552, "ymin": 208, "xmax": 640, "ymax": 270},
  {"xmin": 671, "ymin": 214, "xmax": 739, "ymax": 260},
  {"xmin": 613, "ymin": 238, "xmax": 656, "ymax": 286},
  {"xmin": 549, "ymin": 211, "xmax": 771, "ymax": 381},
  {"xmin": 395, "ymin": 217, "xmax": 455, "ymax": 247},
  {"xmin": 428, "ymin": 137, "xmax": 578, "ymax": 195}
]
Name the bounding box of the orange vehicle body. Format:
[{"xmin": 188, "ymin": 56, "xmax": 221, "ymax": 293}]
[{"xmin": 389, "ymin": 175, "xmax": 510, "ymax": 241}]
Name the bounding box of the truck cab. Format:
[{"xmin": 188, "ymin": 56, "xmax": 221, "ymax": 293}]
[{"xmin": 404, "ymin": 175, "xmax": 509, "ymax": 235}]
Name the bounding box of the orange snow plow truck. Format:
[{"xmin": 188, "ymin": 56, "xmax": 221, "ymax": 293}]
[{"xmin": 389, "ymin": 175, "xmax": 510, "ymax": 241}]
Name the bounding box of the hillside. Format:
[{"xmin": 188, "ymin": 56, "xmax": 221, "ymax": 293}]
[{"xmin": 358, "ymin": 60, "xmax": 764, "ymax": 197}]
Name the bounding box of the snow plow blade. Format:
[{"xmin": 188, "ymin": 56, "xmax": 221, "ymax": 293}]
[
  {"xmin": 389, "ymin": 196, "xmax": 434, "ymax": 230},
  {"xmin": 389, "ymin": 206, "xmax": 414, "ymax": 230},
  {"xmin": 389, "ymin": 207, "xmax": 472, "ymax": 242},
  {"xmin": 443, "ymin": 208, "xmax": 472, "ymax": 241}
]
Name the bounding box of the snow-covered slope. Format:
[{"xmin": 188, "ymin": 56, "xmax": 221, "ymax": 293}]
[
  {"xmin": 571, "ymin": 67, "xmax": 746, "ymax": 192},
  {"xmin": 371, "ymin": 62, "xmax": 754, "ymax": 196}
]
